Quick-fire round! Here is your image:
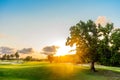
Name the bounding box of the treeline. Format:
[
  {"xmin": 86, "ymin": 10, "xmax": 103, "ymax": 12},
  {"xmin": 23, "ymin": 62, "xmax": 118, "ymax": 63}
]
[
  {"xmin": 1, "ymin": 52, "xmax": 19, "ymax": 60},
  {"xmin": 0, "ymin": 52, "xmax": 44, "ymax": 62}
]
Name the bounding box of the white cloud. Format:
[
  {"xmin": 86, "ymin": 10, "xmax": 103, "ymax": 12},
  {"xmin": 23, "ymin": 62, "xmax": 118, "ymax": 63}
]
[{"xmin": 95, "ymin": 16, "xmax": 110, "ymax": 26}]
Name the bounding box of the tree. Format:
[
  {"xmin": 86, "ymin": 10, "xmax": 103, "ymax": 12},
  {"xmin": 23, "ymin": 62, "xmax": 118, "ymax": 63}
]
[
  {"xmin": 48, "ymin": 54, "xmax": 54, "ymax": 63},
  {"xmin": 15, "ymin": 52, "xmax": 19, "ymax": 60},
  {"xmin": 24, "ymin": 56, "xmax": 32, "ymax": 61},
  {"xmin": 41, "ymin": 45, "xmax": 58, "ymax": 63},
  {"xmin": 2, "ymin": 54, "xmax": 7, "ymax": 60},
  {"xmin": 6, "ymin": 55, "xmax": 10, "ymax": 60},
  {"xmin": 10, "ymin": 54, "xmax": 14, "ymax": 60},
  {"xmin": 66, "ymin": 20, "xmax": 100, "ymax": 71},
  {"xmin": 66, "ymin": 20, "xmax": 115, "ymax": 71},
  {"xmin": 66, "ymin": 19, "xmax": 120, "ymax": 70}
]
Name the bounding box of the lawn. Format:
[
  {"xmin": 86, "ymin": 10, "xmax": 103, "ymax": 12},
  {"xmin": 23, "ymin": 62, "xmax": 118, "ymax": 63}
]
[{"xmin": 0, "ymin": 61, "xmax": 120, "ymax": 80}]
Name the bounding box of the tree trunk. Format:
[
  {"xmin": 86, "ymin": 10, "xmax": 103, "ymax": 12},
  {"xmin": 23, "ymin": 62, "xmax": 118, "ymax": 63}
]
[{"xmin": 90, "ymin": 61, "xmax": 96, "ymax": 72}]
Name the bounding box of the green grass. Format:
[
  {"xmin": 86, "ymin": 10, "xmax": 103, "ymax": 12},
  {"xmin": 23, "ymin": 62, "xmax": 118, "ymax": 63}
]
[{"xmin": 0, "ymin": 62, "xmax": 120, "ymax": 80}]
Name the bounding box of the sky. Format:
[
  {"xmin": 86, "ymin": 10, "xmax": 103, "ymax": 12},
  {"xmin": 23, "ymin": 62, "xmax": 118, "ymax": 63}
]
[{"xmin": 0, "ymin": 0, "xmax": 120, "ymax": 51}]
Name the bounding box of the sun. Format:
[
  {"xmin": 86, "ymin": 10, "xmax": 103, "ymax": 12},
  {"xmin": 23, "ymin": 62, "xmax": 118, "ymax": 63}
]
[{"xmin": 52, "ymin": 40, "xmax": 76, "ymax": 56}]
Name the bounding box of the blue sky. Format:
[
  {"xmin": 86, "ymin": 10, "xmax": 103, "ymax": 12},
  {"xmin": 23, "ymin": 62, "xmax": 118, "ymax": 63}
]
[{"xmin": 0, "ymin": 0, "xmax": 120, "ymax": 51}]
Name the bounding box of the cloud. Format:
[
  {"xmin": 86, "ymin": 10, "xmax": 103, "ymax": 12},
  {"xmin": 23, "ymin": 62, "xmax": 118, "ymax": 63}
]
[
  {"xmin": 16, "ymin": 48, "xmax": 46, "ymax": 59},
  {"xmin": 0, "ymin": 46, "xmax": 16, "ymax": 54},
  {"xmin": 18, "ymin": 48, "xmax": 34, "ymax": 54},
  {"xmin": 41, "ymin": 45, "xmax": 59, "ymax": 55},
  {"xmin": 95, "ymin": 16, "xmax": 110, "ymax": 26}
]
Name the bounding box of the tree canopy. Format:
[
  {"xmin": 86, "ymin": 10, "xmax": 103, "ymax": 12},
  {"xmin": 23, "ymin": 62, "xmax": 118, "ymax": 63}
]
[{"xmin": 66, "ymin": 20, "xmax": 120, "ymax": 71}]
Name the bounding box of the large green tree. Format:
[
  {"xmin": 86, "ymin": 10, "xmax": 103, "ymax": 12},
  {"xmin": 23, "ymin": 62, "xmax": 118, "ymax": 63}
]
[
  {"xmin": 66, "ymin": 19, "xmax": 120, "ymax": 71},
  {"xmin": 66, "ymin": 20, "xmax": 100, "ymax": 72}
]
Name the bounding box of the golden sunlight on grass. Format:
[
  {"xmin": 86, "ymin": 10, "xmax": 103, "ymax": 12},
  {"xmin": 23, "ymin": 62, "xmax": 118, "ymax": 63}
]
[
  {"xmin": 48, "ymin": 63, "xmax": 77, "ymax": 77},
  {"xmin": 52, "ymin": 40, "xmax": 76, "ymax": 56}
]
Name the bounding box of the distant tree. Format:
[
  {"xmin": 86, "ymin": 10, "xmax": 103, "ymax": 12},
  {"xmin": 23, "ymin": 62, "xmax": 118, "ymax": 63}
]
[
  {"xmin": 42, "ymin": 45, "xmax": 58, "ymax": 63},
  {"xmin": 48, "ymin": 54, "xmax": 54, "ymax": 63},
  {"xmin": 10, "ymin": 54, "xmax": 14, "ymax": 60},
  {"xmin": 24, "ymin": 56, "xmax": 32, "ymax": 61},
  {"xmin": 6, "ymin": 55, "xmax": 10, "ymax": 60},
  {"xmin": 15, "ymin": 52, "xmax": 19, "ymax": 61},
  {"xmin": 2, "ymin": 54, "xmax": 7, "ymax": 60}
]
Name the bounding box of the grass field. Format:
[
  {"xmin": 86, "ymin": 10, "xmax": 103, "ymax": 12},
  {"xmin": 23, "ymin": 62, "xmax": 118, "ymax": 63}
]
[{"xmin": 0, "ymin": 61, "xmax": 120, "ymax": 80}]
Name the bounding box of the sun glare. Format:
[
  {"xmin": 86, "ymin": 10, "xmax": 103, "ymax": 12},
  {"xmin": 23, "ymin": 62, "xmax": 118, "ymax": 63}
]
[{"xmin": 52, "ymin": 40, "xmax": 76, "ymax": 56}]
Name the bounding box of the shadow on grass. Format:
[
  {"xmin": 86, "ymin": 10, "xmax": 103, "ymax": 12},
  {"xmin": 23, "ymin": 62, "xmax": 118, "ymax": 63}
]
[{"xmin": 77, "ymin": 67, "xmax": 120, "ymax": 80}]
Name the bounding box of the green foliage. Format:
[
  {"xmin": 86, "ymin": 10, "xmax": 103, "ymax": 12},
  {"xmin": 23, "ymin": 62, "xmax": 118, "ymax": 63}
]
[
  {"xmin": 66, "ymin": 20, "xmax": 120, "ymax": 67},
  {"xmin": 66, "ymin": 20, "xmax": 101, "ymax": 71},
  {"xmin": 110, "ymin": 29, "xmax": 120, "ymax": 66},
  {"xmin": 98, "ymin": 27, "xmax": 120, "ymax": 66},
  {"xmin": 66, "ymin": 20, "xmax": 99, "ymax": 62}
]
